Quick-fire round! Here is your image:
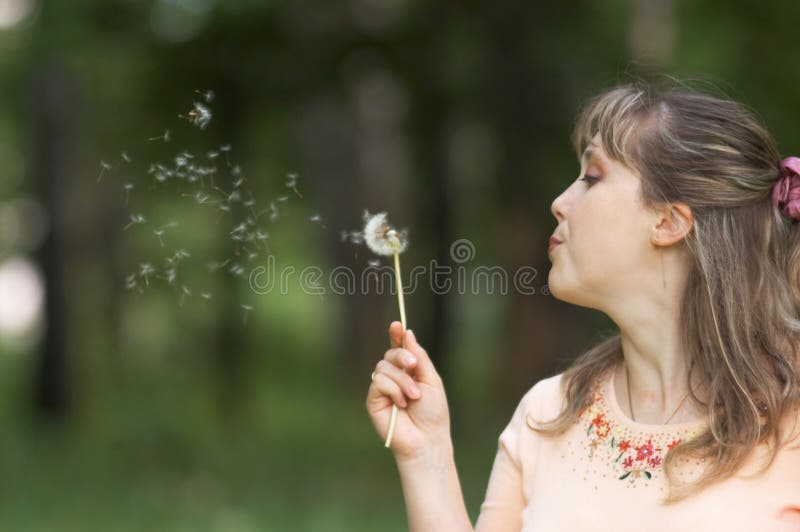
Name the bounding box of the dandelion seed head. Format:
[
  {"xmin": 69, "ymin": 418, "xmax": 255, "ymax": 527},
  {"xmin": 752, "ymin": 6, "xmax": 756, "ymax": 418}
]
[{"xmin": 363, "ymin": 211, "xmax": 408, "ymax": 256}]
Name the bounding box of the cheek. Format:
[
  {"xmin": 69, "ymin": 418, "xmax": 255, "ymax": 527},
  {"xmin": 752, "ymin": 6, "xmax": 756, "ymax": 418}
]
[{"xmin": 570, "ymin": 199, "xmax": 645, "ymax": 275}]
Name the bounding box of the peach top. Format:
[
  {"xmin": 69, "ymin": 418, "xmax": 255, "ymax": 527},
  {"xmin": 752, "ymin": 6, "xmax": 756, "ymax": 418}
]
[{"xmin": 474, "ymin": 369, "xmax": 800, "ymax": 532}]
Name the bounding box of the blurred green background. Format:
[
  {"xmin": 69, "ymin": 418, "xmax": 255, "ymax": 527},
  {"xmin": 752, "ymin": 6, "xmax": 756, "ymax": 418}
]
[{"xmin": 1, "ymin": 0, "xmax": 799, "ymax": 530}]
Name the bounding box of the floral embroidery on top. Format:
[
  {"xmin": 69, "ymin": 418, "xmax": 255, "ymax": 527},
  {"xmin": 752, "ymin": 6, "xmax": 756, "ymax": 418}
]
[{"xmin": 576, "ymin": 383, "xmax": 703, "ymax": 485}]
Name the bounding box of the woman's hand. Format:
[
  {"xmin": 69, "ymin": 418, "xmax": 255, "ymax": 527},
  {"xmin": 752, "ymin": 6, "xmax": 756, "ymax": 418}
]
[{"xmin": 366, "ymin": 322, "xmax": 452, "ymax": 462}]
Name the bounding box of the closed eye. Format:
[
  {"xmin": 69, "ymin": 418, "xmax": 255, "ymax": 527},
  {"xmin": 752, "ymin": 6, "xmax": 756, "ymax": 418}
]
[{"xmin": 580, "ymin": 174, "xmax": 601, "ymax": 186}]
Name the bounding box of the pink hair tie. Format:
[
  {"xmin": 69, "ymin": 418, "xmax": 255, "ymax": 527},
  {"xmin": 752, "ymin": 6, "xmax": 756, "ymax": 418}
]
[{"xmin": 772, "ymin": 156, "xmax": 800, "ymax": 221}]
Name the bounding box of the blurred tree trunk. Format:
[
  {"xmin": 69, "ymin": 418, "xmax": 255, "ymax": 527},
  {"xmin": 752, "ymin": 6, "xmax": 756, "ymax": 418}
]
[
  {"xmin": 483, "ymin": 3, "xmax": 581, "ymax": 409},
  {"xmin": 32, "ymin": 63, "xmax": 74, "ymax": 418}
]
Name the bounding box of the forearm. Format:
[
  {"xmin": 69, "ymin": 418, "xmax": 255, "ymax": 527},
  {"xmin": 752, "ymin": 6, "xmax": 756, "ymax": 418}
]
[{"xmin": 395, "ymin": 442, "xmax": 474, "ymax": 532}]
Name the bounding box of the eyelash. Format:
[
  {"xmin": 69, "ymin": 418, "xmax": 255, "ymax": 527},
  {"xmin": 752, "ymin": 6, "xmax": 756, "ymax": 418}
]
[{"xmin": 580, "ymin": 174, "xmax": 601, "ymax": 186}]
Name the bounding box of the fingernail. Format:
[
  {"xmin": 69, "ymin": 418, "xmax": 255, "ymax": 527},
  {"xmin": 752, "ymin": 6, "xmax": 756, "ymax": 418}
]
[{"xmin": 403, "ymin": 353, "xmax": 416, "ymax": 365}]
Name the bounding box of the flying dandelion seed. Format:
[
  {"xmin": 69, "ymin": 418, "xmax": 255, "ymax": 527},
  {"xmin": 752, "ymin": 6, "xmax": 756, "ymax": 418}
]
[
  {"xmin": 174, "ymin": 249, "xmax": 191, "ymax": 260},
  {"xmin": 182, "ymin": 101, "xmax": 212, "ymax": 129},
  {"xmin": 178, "ymin": 284, "xmax": 193, "ymax": 306},
  {"xmin": 309, "ymin": 213, "xmax": 327, "ymax": 230},
  {"xmin": 125, "ymin": 274, "xmax": 138, "ymax": 292},
  {"xmin": 148, "ymin": 129, "xmax": 171, "ymax": 142},
  {"xmin": 367, "ymin": 259, "xmax": 381, "ymax": 267},
  {"xmin": 276, "ymin": 195, "xmax": 289, "ymax": 202},
  {"xmin": 138, "ymin": 263, "xmax": 155, "ymax": 286},
  {"xmin": 207, "ymin": 150, "xmax": 219, "ymax": 159},
  {"xmin": 201, "ymin": 292, "xmax": 212, "ymax": 300},
  {"xmin": 229, "ymin": 263, "xmax": 245, "ymax": 277},
  {"xmin": 196, "ymin": 89, "xmax": 215, "ymax": 103},
  {"xmin": 123, "ymin": 213, "xmax": 146, "ymax": 231},
  {"xmin": 161, "ymin": 266, "xmax": 177, "ymax": 286},
  {"xmin": 241, "ymin": 304, "xmax": 254, "ymax": 325},
  {"xmin": 269, "ymin": 202, "xmax": 280, "ymax": 222},
  {"xmin": 362, "ymin": 210, "xmax": 410, "ymax": 449},
  {"xmin": 122, "ymin": 182, "xmax": 134, "ymax": 203},
  {"xmin": 153, "ymin": 229, "xmax": 165, "ymax": 247},
  {"xmin": 286, "ymin": 173, "xmax": 303, "ymax": 198},
  {"xmin": 97, "ymin": 160, "xmax": 112, "ymax": 182},
  {"xmin": 208, "ymin": 259, "xmax": 230, "ymax": 272},
  {"xmin": 121, "ymin": 152, "xmax": 132, "ymax": 163},
  {"xmin": 220, "ymin": 144, "xmax": 231, "ymax": 152}
]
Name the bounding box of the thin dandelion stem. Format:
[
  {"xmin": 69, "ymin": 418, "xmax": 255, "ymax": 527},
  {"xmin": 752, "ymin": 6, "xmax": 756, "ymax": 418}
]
[{"xmin": 385, "ymin": 251, "xmax": 407, "ymax": 449}]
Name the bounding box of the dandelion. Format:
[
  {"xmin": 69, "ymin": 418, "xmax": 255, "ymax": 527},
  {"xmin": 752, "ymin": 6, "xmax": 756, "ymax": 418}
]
[
  {"xmin": 124, "ymin": 213, "xmax": 146, "ymax": 230},
  {"xmin": 286, "ymin": 172, "xmax": 303, "ymax": 198},
  {"xmin": 362, "ymin": 210, "xmax": 409, "ymax": 449},
  {"xmin": 98, "ymin": 160, "xmax": 112, "ymax": 182},
  {"xmin": 182, "ymin": 101, "xmax": 212, "ymax": 129}
]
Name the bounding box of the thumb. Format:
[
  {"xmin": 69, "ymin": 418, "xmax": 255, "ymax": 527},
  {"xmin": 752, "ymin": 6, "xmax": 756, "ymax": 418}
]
[{"xmin": 404, "ymin": 329, "xmax": 441, "ymax": 386}]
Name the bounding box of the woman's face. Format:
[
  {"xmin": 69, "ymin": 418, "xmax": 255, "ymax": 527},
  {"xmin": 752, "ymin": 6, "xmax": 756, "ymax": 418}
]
[{"xmin": 548, "ymin": 133, "xmax": 658, "ymax": 310}]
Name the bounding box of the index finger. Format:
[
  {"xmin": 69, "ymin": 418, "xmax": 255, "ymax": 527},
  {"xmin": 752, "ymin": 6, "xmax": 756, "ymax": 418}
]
[{"xmin": 388, "ymin": 321, "xmax": 405, "ymax": 348}]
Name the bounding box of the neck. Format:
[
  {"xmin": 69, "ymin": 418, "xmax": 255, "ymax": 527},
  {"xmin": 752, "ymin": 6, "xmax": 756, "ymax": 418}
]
[{"xmin": 606, "ymin": 256, "xmax": 705, "ymax": 424}]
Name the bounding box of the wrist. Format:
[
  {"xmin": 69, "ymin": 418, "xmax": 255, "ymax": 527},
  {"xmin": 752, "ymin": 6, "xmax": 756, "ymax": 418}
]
[{"xmin": 396, "ymin": 438, "xmax": 455, "ymax": 469}]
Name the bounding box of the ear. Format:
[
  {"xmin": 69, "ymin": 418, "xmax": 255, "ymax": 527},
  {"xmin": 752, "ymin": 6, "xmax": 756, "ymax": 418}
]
[{"xmin": 651, "ymin": 202, "xmax": 693, "ymax": 247}]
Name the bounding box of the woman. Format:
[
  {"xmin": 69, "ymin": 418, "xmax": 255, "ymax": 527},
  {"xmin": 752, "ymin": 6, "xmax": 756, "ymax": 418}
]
[{"xmin": 365, "ymin": 81, "xmax": 800, "ymax": 531}]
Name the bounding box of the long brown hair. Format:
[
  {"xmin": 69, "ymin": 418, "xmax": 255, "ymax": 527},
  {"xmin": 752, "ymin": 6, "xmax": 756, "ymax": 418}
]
[{"xmin": 530, "ymin": 79, "xmax": 800, "ymax": 504}]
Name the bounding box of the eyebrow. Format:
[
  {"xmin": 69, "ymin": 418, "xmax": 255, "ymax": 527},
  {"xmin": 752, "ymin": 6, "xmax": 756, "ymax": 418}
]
[{"xmin": 581, "ymin": 146, "xmax": 597, "ymax": 164}]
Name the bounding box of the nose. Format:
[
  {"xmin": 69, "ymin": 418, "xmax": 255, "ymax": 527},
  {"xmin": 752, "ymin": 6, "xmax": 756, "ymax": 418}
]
[{"xmin": 551, "ymin": 189, "xmax": 568, "ymax": 224}]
